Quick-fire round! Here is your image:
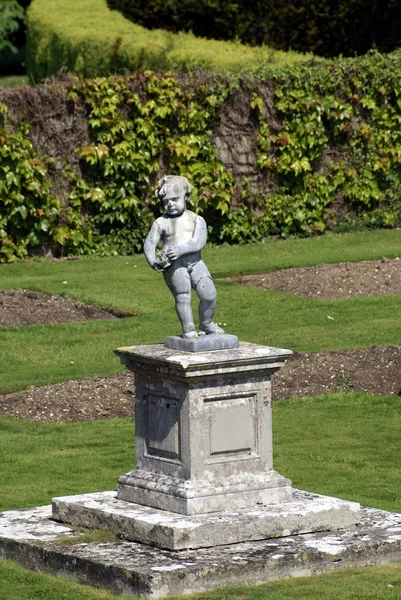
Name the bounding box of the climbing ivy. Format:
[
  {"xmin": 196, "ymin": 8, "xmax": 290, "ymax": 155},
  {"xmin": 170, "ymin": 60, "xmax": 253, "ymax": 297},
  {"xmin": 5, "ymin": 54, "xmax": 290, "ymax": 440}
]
[
  {"xmin": 62, "ymin": 71, "xmax": 235, "ymax": 255},
  {"xmin": 253, "ymin": 50, "xmax": 401, "ymax": 236},
  {"xmin": 0, "ymin": 103, "xmax": 60, "ymax": 262},
  {"xmin": 1, "ymin": 50, "xmax": 401, "ymax": 261}
]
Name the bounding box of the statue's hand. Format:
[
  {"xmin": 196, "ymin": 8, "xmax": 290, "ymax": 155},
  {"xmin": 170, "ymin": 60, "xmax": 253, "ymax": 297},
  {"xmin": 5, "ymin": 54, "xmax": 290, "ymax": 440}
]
[
  {"xmin": 154, "ymin": 251, "xmax": 172, "ymax": 271},
  {"xmin": 152, "ymin": 262, "xmax": 164, "ymax": 272},
  {"xmin": 166, "ymin": 246, "xmax": 181, "ymax": 261}
]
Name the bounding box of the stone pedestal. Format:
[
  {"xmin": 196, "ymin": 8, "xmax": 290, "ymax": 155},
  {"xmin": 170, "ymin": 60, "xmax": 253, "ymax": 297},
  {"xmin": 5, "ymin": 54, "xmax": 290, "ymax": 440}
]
[
  {"xmin": 113, "ymin": 342, "xmax": 293, "ymax": 515},
  {"xmin": 51, "ymin": 341, "xmax": 360, "ymax": 555}
]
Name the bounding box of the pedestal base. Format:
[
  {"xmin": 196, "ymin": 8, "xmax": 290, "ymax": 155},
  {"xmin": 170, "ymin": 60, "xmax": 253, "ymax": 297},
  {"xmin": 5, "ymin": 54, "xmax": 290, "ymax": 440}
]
[
  {"xmin": 164, "ymin": 333, "xmax": 239, "ymax": 352},
  {"xmin": 52, "ymin": 489, "xmax": 360, "ymax": 550},
  {"xmin": 117, "ymin": 469, "xmax": 291, "ymax": 515}
]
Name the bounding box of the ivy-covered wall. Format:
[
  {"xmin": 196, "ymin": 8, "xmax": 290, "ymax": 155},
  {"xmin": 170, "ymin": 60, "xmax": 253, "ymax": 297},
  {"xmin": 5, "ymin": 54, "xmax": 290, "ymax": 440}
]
[{"xmin": 1, "ymin": 50, "xmax": 401, "ymax": 262}]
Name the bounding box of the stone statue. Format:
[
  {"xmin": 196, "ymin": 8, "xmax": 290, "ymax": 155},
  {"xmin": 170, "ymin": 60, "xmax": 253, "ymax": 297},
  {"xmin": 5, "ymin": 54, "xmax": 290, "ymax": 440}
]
[{"xmin": 144, "ymin": 175, "xmax": 224, "ymax": 340}]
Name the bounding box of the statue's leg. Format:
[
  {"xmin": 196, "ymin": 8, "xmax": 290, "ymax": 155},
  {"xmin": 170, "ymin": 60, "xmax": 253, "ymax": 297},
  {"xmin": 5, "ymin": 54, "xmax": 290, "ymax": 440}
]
[
  {"xmin": 176, "ymin": 291, "xmax": 198, "ymax": 338},
  {"xmin": 164, "ymin": 263, "xmax": 197, "ymax": 338},
  {"xmin": 191, "ymin": 263, "xmax": 224, "ymax": 335}
]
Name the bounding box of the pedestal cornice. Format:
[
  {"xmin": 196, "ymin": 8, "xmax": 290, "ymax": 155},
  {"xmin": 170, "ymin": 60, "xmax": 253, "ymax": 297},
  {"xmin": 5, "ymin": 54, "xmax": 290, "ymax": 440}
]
[{"xmin": 113, "ymin": 341, "xmax": 293, "ymax": 379}]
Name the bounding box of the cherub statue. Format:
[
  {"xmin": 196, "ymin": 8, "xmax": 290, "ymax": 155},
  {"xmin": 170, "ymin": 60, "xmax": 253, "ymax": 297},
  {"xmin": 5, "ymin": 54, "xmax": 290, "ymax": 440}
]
[{"xmin": 144, "ymin": 175, "xmax": 224, "ymax": 339}]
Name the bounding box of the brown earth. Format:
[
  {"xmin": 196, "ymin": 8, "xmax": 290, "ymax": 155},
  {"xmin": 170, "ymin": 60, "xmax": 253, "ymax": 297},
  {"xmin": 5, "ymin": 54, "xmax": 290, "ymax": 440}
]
[
  {"xmin": 0, "ymin": 345, "xmax": 400, "ymax": 423},
  {"xmin": 0, "ymin": 289, "xmax": 132, "ymax": 327},
  {"xmin": 226, "ymin": 257, "xmax": 401, "ymax": 299},
  {"xmin": 0, "ymin": 258, "xmax": 400, "ymax": 423}
]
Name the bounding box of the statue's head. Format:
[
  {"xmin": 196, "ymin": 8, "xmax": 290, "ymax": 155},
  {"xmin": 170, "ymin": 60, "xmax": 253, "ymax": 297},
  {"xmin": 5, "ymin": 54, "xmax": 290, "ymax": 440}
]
[{"xmin": 156, "ymin": 175, "xmax": 191, "ymax": 217}]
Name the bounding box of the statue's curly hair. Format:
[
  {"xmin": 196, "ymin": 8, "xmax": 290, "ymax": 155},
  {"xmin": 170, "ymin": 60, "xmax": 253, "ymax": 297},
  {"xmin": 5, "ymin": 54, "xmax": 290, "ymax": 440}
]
[{"xmin": 156, "ymin": 175, "xmax": 191, "ymax": 202}]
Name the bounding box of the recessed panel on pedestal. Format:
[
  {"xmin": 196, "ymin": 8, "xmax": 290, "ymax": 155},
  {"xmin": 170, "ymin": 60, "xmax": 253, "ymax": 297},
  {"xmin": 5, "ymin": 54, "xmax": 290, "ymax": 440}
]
[
  {"xmin": 145, "ymin": 394, "xmax": 181, "ymax": 460},
  {"xmin": 205, "ymin": 394, "xmax": 257, "ymax": 461}
]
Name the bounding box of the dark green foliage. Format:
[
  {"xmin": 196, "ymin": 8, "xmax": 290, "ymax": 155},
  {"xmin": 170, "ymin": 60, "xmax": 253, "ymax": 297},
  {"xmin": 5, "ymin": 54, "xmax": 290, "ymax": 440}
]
[
  {"xmin": 106, "ymin": 0, "xmax": 249, "ymax": 43},
  {"xmin": 107, "ymin": 0, "xmax": 401, "ymax": 57},
  {"xmin": 261, "ymin": 0, "xmax": 401, "ymax": 57},
  {"xmin": 0, "ymin": 71, "xmax": 235, "ymax": 260},
  {"xmin": 0, "ymin": 0, "xmax": 24, "ymax": 57},
  {"xmin": 60, "ymin": 71, "xmax": 235, "ymax": 257}
]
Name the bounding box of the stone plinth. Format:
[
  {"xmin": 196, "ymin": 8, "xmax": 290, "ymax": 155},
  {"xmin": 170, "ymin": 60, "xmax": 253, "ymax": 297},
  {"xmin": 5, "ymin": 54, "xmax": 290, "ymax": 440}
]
[
  {"xmin": 113, "ymin": 342, "xmax": 293, "ymax": 515},
  {"xmin": 52, "ymin": 490, "xmax": 360, "ymax": 551},
  {"xmin": 2, "ymin": 499, "xmax": 398, "ymax": 598}
]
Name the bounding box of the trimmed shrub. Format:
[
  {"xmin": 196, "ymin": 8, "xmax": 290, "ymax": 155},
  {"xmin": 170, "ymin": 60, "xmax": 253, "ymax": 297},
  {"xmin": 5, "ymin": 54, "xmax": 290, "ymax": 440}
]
[
  {"xmin": 106, "ymin": 0, "xmax": 253, "ymax": 44},
  {"xmin": 25, "ymin": 0, "xmax": 312, "ymax": 82},
  {"xmin": 106, "ymin": 0, "xmax": 401, "ymax": 58},
  {"xmin": 0, "ymin": 0, "xmax": 24, "ymax": 58}
]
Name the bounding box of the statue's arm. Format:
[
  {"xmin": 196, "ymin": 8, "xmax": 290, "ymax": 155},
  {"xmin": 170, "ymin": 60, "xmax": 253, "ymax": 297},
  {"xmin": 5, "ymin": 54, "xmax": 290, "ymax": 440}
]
[
  {"xmin": 190, "ymin": 216, "xmax": 208, "ymax": 251},
  {"xmin": 166, "ymin": 216, "xmax": 207, "ymax": 260},
  {"xmin": 144, "ymin": 222, "xmax": 162, "ymax": 270}
]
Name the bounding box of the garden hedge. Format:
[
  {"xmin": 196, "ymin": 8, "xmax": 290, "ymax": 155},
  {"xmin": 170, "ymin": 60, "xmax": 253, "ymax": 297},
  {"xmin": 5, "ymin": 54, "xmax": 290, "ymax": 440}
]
[
  {"xmin": 106, "ymin": 0, "xmax": 401, "ymax": 58},
  {"xmin": 0, "ymin": 0, "xmax": 25, "ymax": 74},
  {"xmin": 25, "ymin": 0, "xmax": 311, "ymax": 82},
  {"xmin": 1, "ymin": 49, "xmax": 401, "ymax": 262}
]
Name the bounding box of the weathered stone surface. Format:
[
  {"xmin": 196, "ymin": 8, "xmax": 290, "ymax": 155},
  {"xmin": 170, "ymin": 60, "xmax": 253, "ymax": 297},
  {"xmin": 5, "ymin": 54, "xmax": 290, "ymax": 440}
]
[
  {"xmin": 52, "ymin": 490, "xmax": 360, "ymax": 550},
  {"xmin": 2, "ymin": 501, "xmax": 401, "ymax": 598},
  {"xmin": 113, "ymin": 342, "xmax": 292, "ymax": 379},
  {"xmin": 113, "ymin": 343, "xmax": 293, "ymax": 514},
  {"xmin": 117, "ymin": 469, "xmax": 292, "ymax": 515},
  {"xmin": 164, "ymin": 333, "xmax": 239, "ymax": 352}
]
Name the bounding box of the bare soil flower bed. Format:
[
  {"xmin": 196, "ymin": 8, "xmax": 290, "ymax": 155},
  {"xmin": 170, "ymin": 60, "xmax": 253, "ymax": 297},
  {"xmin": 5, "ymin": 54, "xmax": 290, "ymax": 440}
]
[
  {"xmin": 226, "ymin": 257, "xmax": 401, "ymax": 299},
  {"xmin": 0, "ymin": 345, "xmax": 400, "ymax": 423},
  {"xmin": 0, "ymin": 259, "xmax": 400, "ymax": 423},
  {"xmin": 0, "ymin": 289, "xmax": 131, "ymax": 327}
]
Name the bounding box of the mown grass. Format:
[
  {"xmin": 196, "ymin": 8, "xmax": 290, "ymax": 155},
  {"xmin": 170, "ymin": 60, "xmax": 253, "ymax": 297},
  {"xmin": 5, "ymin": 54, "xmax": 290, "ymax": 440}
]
[
  {"xmin": 0, "ymin": 75, "xmax": 29, "ymax": 88},
  {"xmin": 207, "ymin": 228, "xmax": 401, "ymax": 277},
  {"xmin": 273, "ymin": 393, "xmax": 401, "ymax": 512},
  {"xmin": 0, "ymin": 230, "xmax": 400, "ymax": 392},
  {"xmin": 1, "ymin": 558, "xmax": 401, "ymax": 600},
  {"xmin": 1, "ymin": 392, "xmax": 401, "ymax": 598},
  {"xmin": 0, "ymin": 417, "xmax": 133, "ymax": 511},
  {"xmin": 1, "ymin": 559, "xmax": 401, "ymax": 600},
  {"xmin": 1, "ymin": 229, "xmax": 401, "ymax": 598},
  {"xmin": 2, "ymin": 393, "xmax": 400, "ymax": 513}
]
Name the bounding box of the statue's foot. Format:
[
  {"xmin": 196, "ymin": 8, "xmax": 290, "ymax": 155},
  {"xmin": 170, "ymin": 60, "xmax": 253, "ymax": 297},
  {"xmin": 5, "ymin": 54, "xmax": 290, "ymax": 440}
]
[
  {"xmin": 182, "ymin": 329, "xmax": 198, "ymax": 339},
  {"xmin": 200, "ymin": 322, "xmax": 225, "ymax": 335}
]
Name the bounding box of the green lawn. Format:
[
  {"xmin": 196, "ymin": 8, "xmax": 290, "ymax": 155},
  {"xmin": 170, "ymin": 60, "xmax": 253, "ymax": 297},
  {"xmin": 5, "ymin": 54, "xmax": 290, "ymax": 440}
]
[
  {"xmin": 1, "ymin": 229, "xmax": 400, "ymax": 392},
  {"xmin": 207, "ymin": 228, "xmax": 401, "ymax": 277},
  {"xmin": 1, "ymin": 229, "xmax": 401, "ymax": 599},
  {"xmin": 0, "ymin": 75, "xmax": 29, "ymax": 88},
  {"xmin": 1, "ymin": 559, "xmax": 401, "ymax": 600},
  {"xmin": 1, "ymin": 392, "xmax": 401, "ymax": 598},
  {"xmin": 1, "ymin": 393, "xmax": 401, "ymax": 514},
  {"xmin": 0, "ymin": 417, "xmax": 134, "ymax": 511},
  {"xmin": 273, "ymin": 393, "xmax": 401, "ymax": 512}
]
